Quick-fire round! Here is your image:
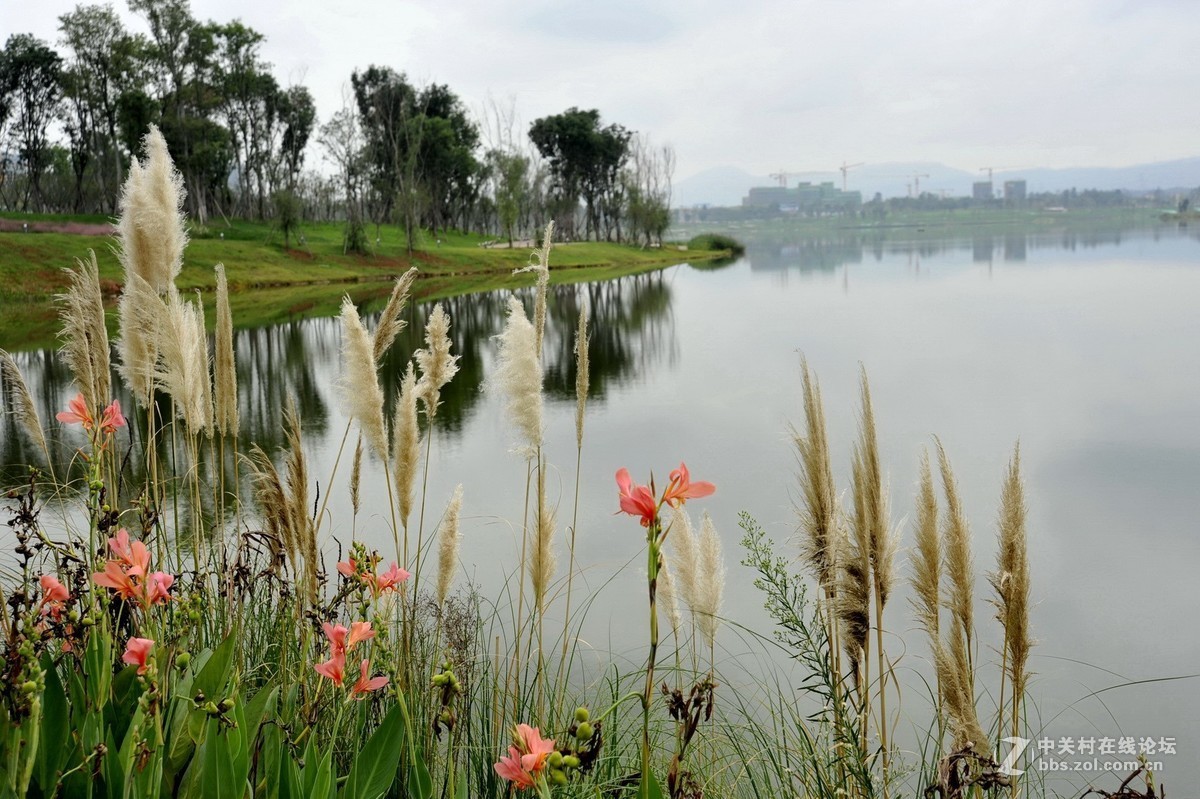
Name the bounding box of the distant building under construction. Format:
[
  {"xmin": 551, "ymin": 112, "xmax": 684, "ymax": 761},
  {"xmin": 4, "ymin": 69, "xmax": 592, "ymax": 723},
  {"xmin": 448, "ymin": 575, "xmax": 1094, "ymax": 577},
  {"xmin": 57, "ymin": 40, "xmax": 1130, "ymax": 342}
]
[
  {"xmin": 743, "ymin": 181, "xmax": 861, "ymax": 212},
  {"xmin": 1004, "ymin": 180, "xmax": 1027, "ymax": 202}
]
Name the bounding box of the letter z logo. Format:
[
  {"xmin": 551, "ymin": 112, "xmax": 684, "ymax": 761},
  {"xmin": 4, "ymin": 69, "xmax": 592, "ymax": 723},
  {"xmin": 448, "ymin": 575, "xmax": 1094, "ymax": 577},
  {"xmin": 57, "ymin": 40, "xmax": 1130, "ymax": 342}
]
[{"xmin": 997, "ymin": 736, "xmax": 1031, "ymax": 776}]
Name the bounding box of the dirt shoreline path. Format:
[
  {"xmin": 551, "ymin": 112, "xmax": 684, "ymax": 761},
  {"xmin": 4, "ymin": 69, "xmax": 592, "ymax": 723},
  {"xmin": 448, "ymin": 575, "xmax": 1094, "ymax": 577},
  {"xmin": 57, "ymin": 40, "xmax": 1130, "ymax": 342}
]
[{"xmin": 0, "ymin": 219, "xmax": 111, "ymax": 235}]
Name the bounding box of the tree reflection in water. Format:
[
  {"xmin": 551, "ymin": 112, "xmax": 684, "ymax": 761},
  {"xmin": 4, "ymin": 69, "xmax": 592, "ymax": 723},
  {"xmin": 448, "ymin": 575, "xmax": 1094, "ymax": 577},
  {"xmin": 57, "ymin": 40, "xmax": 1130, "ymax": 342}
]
[{"xmin": 0, "ymin": 271, "xmax": 676, "ymax": 514}]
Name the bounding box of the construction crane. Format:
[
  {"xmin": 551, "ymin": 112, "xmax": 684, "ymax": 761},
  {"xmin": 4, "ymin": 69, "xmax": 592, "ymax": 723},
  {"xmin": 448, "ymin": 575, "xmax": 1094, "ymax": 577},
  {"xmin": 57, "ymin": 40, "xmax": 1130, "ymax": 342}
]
[
  {"xmin": 768, "ymin": 171, "xmax": 811, "ymax": 188},
  {"xmin": 909, "ymin": 173, "xmax": 930, "ymax": 197},
  {"xmin": 839, "ymin": 161, "xmax": 864, "ymax": 191},
  {"xmin": 979, "ymin": 166, "xmax": 1028, "ymax": 185}
]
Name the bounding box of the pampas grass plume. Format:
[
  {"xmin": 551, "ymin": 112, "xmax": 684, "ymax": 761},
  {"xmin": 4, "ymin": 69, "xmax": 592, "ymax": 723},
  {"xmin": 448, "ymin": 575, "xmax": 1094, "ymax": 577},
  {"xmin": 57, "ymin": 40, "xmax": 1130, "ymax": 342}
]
[
  {"xmin": 515, "ymin": 220, "xmax": 554, "ymax": 356},
  {"xmin": 116, "ymin": 273, "xmax": 162, "ymax": 404},
  {"xmin": 155, "ymin": 291, "xmax": 210, "ymax": 436},
  {"xmin": 531, "ymin": 467, "xmax": 557, "ymax": 613},
  {"xmin": 696, "ymin": 512, "xmax": 725, "ymax": 648},
  {"xmin": 574, "ymin": 304, "xmax": 589, "ymax": 449},
  {"xmin": 668, "ymin": 506, "xmax": 702, "ymax": 614},
  {"xmin": 0, "ymin": 350, "xmax": 49, "ymax": 458},
  {"xmin": 350, "ymin": 435, "xmax": 364, "ymax": 517},
  {"xmin": 936, "ymin": 439, "xmax": 975, "ymax": 651},
  {"xmin": 339, "ymin": 297, "xmax": 388, "ymax": 461},
  {"xmin": 658, "ymin": 553, "xmax": 684, "ymax": 642},
  {"xmin": 57, "ymin": 250, "xmax": 111, "ymax": 412},
  {"xmin": 392, "ymin": 362, "xmax": 421, "ymax": 527},
  {"xmin": 492, "ymin": 296, "xmax": 543, "ymax": 455},
  {"xmin": 911, "ymin": 449, "xmax": 941, "ymax": 640},
  {"xmin": 414, "ymin": 304, "xmax": 460, "ymax": 419},
  {"xmin": 436, "ymin": 484, "xmax": 464, "ymax": 605},
  {"xmin": 372, "ymin": 267, "xmax": 418, "ymax": 366},
  {"xmin": 793, "ymin": 357, "xmax": 838, "ymax": 590},
  {"xmin": 994, "ymin": 443, "xmax": 1032, "ymax": 707},
  {"xmin": 116, "ymin": 125, "xmax": 186, "ymax": 294}
]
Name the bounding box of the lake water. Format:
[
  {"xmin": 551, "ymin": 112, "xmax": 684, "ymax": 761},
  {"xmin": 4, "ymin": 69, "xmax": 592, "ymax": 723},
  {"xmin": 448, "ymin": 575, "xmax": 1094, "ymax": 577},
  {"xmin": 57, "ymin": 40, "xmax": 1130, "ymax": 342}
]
[{"xmin": 2, "ymin": 224, "xmax": 1198, "ymax": 793}]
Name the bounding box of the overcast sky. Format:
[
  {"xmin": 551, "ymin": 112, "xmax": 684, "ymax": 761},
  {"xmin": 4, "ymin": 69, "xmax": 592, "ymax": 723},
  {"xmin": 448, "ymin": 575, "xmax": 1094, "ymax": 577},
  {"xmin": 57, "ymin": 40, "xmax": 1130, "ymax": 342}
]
[{"xmin": 7, "ymin": 0, "xmax": 1200, "ymax": 181}]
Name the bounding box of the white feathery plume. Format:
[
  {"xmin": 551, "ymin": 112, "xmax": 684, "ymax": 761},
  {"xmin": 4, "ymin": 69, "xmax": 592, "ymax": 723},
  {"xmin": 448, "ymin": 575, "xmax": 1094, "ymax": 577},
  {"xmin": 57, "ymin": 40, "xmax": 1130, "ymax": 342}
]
[
  {"xmin": 696, "ymin": 512, "xmax": 726, "ymax": 648},
  {"xmin": 116, "ymin": 125, "xmax": 187, "ymax": 294},
  {"xmin": 436, "ymin": 484, "xmax": 464, "ymax": 605},
  {"xmin": 339, "ymin": 298, "xmax": 388, "ymax": 461},
  {"xmin": 491, "ymin": 296, "xmax": 543, "ymax": 456},
  {"xmin": 414, "ymin": 304, "xmax": 460, "ymax": 419}
]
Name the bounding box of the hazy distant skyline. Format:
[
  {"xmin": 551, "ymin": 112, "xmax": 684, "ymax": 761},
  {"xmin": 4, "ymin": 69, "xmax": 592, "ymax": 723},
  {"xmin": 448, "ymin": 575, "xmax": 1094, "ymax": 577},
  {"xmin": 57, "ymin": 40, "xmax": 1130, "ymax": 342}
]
[{"xmin": 9, "ymin": 0, "xmax": 1200, "ymax": 182}]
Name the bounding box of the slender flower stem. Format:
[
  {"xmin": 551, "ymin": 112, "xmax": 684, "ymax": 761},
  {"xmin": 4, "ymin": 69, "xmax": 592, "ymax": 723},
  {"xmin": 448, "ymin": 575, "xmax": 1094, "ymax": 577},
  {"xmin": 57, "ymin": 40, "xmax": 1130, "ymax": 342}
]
[{"xmin": 641, "ymin": 525, "xmax": 662, "ymax": 799}]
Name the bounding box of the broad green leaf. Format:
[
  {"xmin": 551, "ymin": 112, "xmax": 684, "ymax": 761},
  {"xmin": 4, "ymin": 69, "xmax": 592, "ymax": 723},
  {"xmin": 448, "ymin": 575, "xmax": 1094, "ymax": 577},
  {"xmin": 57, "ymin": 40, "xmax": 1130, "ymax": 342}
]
[
  {"xmin": 200, "ymin": 716, "xmax": 239, "ymax": 799},
  {"xmin": 339, "ymin": 704, "xmax": 403, "ymax": 799},
  {"xmin": 642, "ymin": 770, "xmax": 665, "ymax": 799},
  {"xmin": 187, "ymin": 636, "xmax": 236, "ymax": 743},
  {"xmin": 191, "ymin": 635, "xmax": 237, "ymax": 709},
  {"xmin": 102, "ymin": 728, "xmax": 124, "ymax": 799},
  {"xmin": 406, "ymin": 754, "xmax": 434, "ymax": 799},
  {"xmin": 34, "ymin": 654, "xmax": 68, "ymax": 794},
  {"xmin": 107, "ymin": 667, "xmax": 142, "ymax": 746},
  {"xmin": 83, "ymin": 632, "xmax": 112, "ymax": 710},
  {"xmin": 301, "ymin": 738, "xmax": 334, "ymax": 799}
]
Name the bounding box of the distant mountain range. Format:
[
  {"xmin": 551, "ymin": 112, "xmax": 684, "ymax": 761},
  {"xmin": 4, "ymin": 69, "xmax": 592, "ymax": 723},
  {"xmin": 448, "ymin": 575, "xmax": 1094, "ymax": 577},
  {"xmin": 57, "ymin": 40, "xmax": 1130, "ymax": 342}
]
[{"xmin": 673, "ymin": 158, "xmax": 1200, "ymax": 207}]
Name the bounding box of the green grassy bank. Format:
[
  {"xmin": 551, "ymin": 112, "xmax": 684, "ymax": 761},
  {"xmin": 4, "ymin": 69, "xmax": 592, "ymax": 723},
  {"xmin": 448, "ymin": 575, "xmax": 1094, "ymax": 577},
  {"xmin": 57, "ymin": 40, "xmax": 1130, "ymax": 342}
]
[{"xmin": 0, "ymin": 215, "xmax": 729, "ymax": 350}]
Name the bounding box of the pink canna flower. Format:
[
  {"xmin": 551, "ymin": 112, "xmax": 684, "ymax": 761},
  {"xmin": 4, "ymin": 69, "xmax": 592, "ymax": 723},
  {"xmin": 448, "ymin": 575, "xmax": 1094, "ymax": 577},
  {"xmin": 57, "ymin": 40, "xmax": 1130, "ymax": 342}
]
[
  {"xmin": 122, "ymin": 637, "xmax": 154, "ymax": 675},
  {"xmin": 141, "ymin": 572, "xmax": 174, "ymax": 606},
  {"xmin": 38, "ymin": 575, "xmax": 69, "ymax": 620},
  {"xmin": 93, "ymin": 560, "xmax": 140, "ymax": 602},
  {"xmin": 515, "ymin": 724, "xmax": 556, "ymax": 775},
  {"xmin": 494, "ymin": 746, "xmax": 538, "ymax": 790},
  {"xmin": 348, "ymin": 621, "xmax": 375, "ymax": 650},
  {"xmin": 56, "ymin": 393, "xmax": 95, "ymax": 431},
  {"xmin": 662, "ymin": 462, "xmax": 715, "ymax": 508},
  {"xmin": 616, "ymin": 468, "xmax": 659, "ymax": 527},
  {"xmin": 336, "ymin": 558, "xmax": 358, "ymax": 579},
  {"xmin": 495, "ymin": 724, "xmax": 556, "ymax": 789},
  {"xmin": 98, "ymin": 399, "xmax": 126, "ymax": 436},
  {"xmin": 351, "ymin": 659, "xmax": 389, "ymax": 698},
  {"xmin": 314, "ymin": 650, "xmax": 347, "ymax": 685},
  {"xmin": 374, "ymin": 562, "xmax": 409, "ymax": 594},
  {"xmin": 322, "ymin": 622, "xmax": 349, "ymax": 655},
  {"xmin": 107, "ymin": 529, "xmax": 151, "ymax": 576},
  {"xmin": 39, "ymin": 574, "xmax": 69, "ymax": 604}
]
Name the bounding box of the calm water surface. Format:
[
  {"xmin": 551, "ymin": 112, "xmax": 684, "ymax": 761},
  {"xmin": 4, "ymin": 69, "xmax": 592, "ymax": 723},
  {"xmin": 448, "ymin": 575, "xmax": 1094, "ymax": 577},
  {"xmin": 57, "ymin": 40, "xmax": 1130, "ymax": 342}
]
[{"xmin": 3, "ymin": 226, "xmax": 1198, "ymax": 792}]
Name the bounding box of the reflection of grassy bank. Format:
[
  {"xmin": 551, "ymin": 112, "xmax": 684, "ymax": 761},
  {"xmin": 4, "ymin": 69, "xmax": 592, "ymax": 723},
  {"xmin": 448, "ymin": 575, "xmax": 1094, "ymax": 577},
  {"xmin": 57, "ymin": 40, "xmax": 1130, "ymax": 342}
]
[{"xmin": 0, "ymin": 215, "xmax": 727, "ymax": 350}]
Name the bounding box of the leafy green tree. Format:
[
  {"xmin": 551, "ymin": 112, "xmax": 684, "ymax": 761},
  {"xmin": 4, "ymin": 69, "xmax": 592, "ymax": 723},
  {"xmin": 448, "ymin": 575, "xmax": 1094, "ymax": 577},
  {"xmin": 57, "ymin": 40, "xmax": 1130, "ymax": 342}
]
[
  {"xmin": 529, "ymin": 107, "xmax": 631, "ymax": 241},
  {"xmin": 58, "ymin": 4, "xmax": 140, "ymax": 212},
  {"xmin": 487, "ymin": 148, "xmax": 530, "ymax": 246},
  {"xmin": 0, "ymin": 34, "xmax": 63, "ymax": 211},
  {"xmin": 278, "ymin": 85, "xmax": 315, "ymax": 190}
]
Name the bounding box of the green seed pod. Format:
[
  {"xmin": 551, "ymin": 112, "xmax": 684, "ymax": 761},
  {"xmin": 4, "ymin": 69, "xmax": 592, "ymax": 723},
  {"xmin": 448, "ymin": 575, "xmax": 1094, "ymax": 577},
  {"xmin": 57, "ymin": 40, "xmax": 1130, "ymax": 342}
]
[
  {"xmin": 548, "ymin": 751, "xmax": 563, "ymax": 769},
  {"xmin": 176, "ymin": 652, "xmax": 191, "ymax": 670},
  {"xmin": 432, "ymin": 674, "xmax": 448, "ymax": 687},
  {"xmin": 21, "ymin": 681, "xmax": 37, "ymax": 694},
  {"xmin": 67, "ymin": 609, "xmax": 80, "ymax": 624},
  {"xmin": 218, "ymin": 698, "xmax": 235, "ymax": 712},
  {"xmin": 203, "ymin": 701, "xmax": 219, "ymax": 715},
  {"xmin": 550, "ymin": 769, "xmax": 568, "ymax": 786},
  {"xmin": 575, "ymin": 722, "xmax": 593, "ymax": 741},
  {"xmin": 562, "ymin": 755, "xmax": 581, "ymax": 769},
  {"xmin": 574, "ymin": 706, "xmax": 590, "ymax": 723}
]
